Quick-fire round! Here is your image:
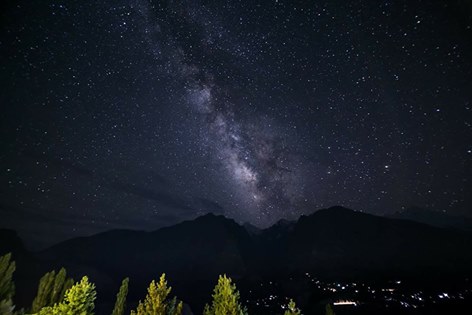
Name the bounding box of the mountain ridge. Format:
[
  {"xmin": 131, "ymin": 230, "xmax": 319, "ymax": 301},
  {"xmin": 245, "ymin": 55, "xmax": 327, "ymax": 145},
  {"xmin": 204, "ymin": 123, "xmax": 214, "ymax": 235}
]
[
  {"xmin": 388, "ymin": 206, "xmax": 472, "ymax": 231},
  {"xmin": 2, "ymin": 206, "xmax": 472, "ymax": 313}
]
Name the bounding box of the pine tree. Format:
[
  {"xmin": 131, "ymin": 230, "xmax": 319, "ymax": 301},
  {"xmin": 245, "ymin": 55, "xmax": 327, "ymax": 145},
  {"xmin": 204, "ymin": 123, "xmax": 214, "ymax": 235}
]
[
  {"xmin": 130, "ymin": 274, "xmax": 182, "ymax": 315},
  {"xmin": 325, "ymin": 304, "xmax": 335, "ymax": 315},
  {"xmin": 111, "ymin": 277, "xmax": 129, "ymax": 315},
  {"xmin": 61, "ymin": 278, "xmax": 75, "ymax": 302},
  {"xmin": 0, "ymin": 298, "xmax": 14, "ymax": 315},
  {"xmin": 203, "ymin": 274, "xmax": 247, "ymax": 315},
  {"xmin": 284, "ymin": 299, "xmax": 301, "ymax": 315},
  {"xmin": 61, "ymin": 276, "xmax": 96, "ymax": 314},
  {"xmin": 165, "ymin": 297, "xmax": 182, "ymax": 315},
  {"xmin": 32, "ymin": 271, "xmax": 56, "ymax": 313},
  {"xmin": 0, "ymin": 253, "xmax": 16, "ymax": 314},
  {"xmin": 36, "ymin": 276, "xmax": 96, "ymax": 315},
  {"xmin": 0, "ymin": 253, "xmax": 15, "ymax": 301},
  {"xmin": 31, "ymin": 268, "xmax": 74, "ymax": 313},
  {"xmin": 49, "ymin": 268, "xmax": 68, "ymax": 305}
]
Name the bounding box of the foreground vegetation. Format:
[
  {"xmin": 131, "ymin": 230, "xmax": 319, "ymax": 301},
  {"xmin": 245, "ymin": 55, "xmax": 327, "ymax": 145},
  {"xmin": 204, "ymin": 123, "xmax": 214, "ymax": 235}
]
[{"xmin": 0, "ymin": 253, "xmax": 326, "ymax": 315}]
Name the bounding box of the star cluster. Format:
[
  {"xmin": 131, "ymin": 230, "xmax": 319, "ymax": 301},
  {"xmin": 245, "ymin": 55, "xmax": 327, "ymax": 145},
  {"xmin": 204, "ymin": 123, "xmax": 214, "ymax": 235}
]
[{"xmin": 1, "ymin": 0, "xmax": 471, "ymax": 247}]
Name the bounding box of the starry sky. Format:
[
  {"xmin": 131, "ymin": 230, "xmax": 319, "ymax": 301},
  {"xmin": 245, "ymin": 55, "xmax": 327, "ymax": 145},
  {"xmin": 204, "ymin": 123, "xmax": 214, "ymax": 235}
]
[{"xmin": 1, "ymin": 0, "xmax": 471, "ymax": 248}]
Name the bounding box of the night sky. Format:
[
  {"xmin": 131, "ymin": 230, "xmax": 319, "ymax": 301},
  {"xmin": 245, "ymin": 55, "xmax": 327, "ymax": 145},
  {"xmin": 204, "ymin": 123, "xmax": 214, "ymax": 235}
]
[{"xmin": 1, "ymin": 0, "xmax": 471, "ymax": 248}]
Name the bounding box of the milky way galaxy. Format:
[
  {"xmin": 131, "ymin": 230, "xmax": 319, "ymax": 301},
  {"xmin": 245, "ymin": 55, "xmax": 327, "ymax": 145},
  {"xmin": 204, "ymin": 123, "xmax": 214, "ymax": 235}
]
[{"xmin": 132, "ymin": 0, "xmax": 314, "ymax": 223}]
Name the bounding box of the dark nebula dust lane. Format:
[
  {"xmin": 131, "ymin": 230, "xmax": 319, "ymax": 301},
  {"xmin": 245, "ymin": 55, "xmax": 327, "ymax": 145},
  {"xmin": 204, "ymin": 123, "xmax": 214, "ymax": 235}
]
[{"xmin": 1, "ymin": 0, "xmax": 471, "ymax": 247}]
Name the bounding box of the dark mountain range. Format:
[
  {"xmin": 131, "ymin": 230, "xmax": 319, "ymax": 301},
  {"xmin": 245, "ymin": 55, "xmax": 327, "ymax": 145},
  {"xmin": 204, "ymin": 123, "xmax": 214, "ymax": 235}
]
[
  {"xmin": 286, "ymin": 207, "xmax": 472, "ymax": 278},
  {"xmin": 2, "ymin": 206, "xmax": 472, "ymax": 313},
  {"xmin": 40, "ymin": 213, "xmax": 253, "ymax": 282},
  {"xmin": 388, "ymin": 206, "xmax": 472, "ymax": 231},
  {"xmin": 242, "ymin": 222, "xmax": 262, "ymax": 235}
]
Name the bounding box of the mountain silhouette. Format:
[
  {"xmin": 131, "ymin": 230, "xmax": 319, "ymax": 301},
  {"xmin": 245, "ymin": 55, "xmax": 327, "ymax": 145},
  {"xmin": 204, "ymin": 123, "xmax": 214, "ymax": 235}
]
[
  {"xmin": 388, "ymin": 206, "xmax": 472, "ymax": 231},
  {"xmin": 40, "ymin": 213, "xmax": 253, "ymax": 282},
  {"xmin": 2, "ymin": 206, "xmax": 472, "ymax": 313},
  {"xmin": 284, "ymin": 206, "xmax": 472, "ymax": 277}
]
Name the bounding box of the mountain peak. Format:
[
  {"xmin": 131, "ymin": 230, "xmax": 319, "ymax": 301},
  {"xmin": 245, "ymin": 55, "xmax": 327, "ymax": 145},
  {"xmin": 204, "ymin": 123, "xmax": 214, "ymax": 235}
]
[
  {"xmin": 325, "ymin": 205, "xmax": 356, "ymax": 213},
  {"xmin": 304, "ymin": 205, "xmax": 358, "ymax": 218},
  {"xmin": 273, "ymin": 218, "xmax": 293, "ymax": 226},
  {"xmin": 195, "ymin": 212, "xmax": 231, "ymax": 223}
]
